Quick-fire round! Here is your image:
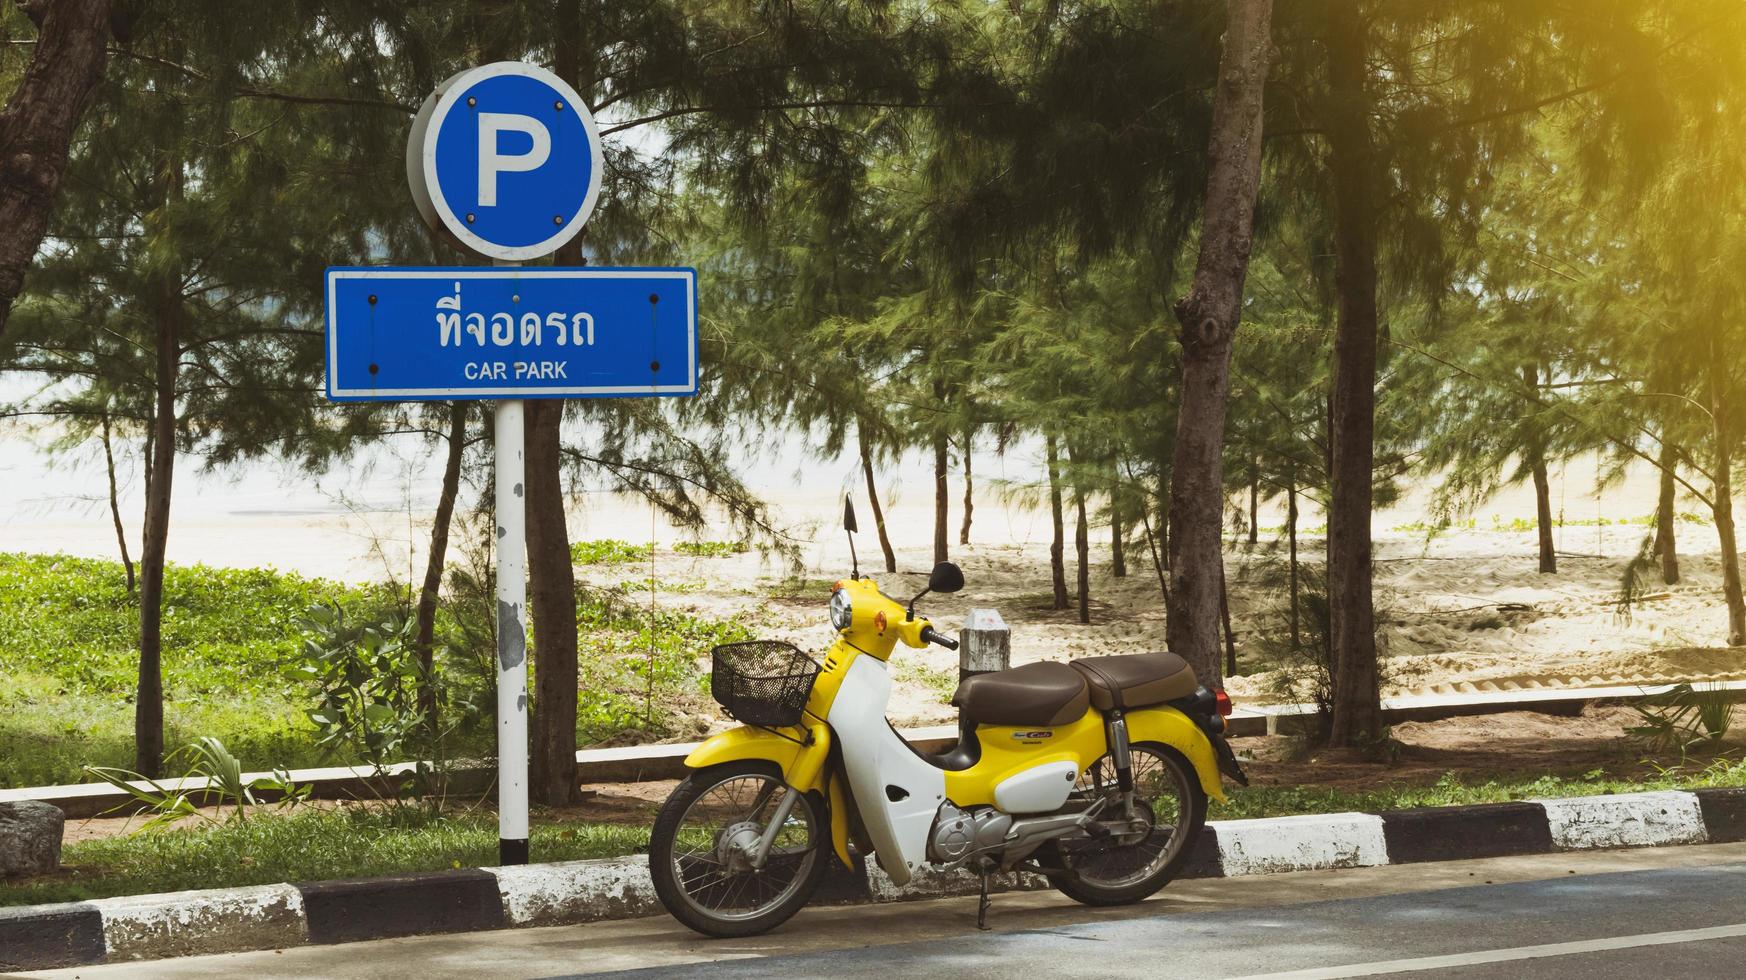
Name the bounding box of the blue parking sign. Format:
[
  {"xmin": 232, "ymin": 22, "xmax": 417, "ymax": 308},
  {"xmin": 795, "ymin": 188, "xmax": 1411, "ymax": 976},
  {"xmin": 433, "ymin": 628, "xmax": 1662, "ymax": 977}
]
[
  {"xmin": 406, "ymin": 62, "xmax": 604, "ymax": 261},
  {"xmin": 325, "ymin": 267, "xmax": 697, "ymax": 401}
]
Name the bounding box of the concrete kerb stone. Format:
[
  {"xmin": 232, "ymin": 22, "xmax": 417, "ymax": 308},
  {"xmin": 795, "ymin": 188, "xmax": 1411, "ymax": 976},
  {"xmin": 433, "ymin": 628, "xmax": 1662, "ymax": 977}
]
[
  {"xmin": 92, "ymin": 883, "xmax": 306, "ymax": 960},
  {"xmin": 485, "ymin": 855, "xmax": 659, "ymax": 927},
  {"xmin": 1210, "ymin": 811, "xmax": 1390, "ymax": 876},
  {"xmin": 1535, "ymin": 790, "xmax": 1709, "ymax": 851}
]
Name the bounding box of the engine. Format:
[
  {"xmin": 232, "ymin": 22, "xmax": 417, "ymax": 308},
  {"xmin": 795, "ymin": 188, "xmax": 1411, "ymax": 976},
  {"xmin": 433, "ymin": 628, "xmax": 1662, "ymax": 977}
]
[{"xmin": 928, "ymin": 802, "xmax": 1013, "ymax": 866}]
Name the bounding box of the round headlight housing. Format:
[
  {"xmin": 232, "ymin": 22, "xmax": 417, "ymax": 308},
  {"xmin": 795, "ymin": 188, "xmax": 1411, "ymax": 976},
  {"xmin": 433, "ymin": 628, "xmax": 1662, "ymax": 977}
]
[{"xmin": 829, "ymin": 588, "xmax": 853, "ymax": 631}]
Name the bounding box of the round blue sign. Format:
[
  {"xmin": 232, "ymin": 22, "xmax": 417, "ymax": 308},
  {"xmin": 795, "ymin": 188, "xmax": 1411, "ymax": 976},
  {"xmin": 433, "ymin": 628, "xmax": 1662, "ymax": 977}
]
[{"xmin": 407, "ymin": 62, "xmax": 603, "ymax": 261}]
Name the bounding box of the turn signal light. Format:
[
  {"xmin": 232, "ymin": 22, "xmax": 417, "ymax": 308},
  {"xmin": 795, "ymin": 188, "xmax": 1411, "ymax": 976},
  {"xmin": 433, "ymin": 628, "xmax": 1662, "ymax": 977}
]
[
  {"xmin": 1214, "ymin": 688, "xmax": 1233, "ymax": 717},
  {"xmin": 831, "ymin": 580, "xmax": 845, "ymax": 593}
]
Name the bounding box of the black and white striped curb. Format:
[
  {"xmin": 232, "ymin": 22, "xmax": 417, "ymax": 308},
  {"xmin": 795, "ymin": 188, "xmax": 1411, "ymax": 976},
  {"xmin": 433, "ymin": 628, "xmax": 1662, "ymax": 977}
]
[{"xmin": 4, "ymin": 787, "xmax": 1742, "ymax": 971}]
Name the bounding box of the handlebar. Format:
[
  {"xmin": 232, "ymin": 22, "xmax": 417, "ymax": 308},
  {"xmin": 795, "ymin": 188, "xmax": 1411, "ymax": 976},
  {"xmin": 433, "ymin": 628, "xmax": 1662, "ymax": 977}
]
[{"xmin": 920, "ymin": 626, "xmax": 959, "ymax": 651}]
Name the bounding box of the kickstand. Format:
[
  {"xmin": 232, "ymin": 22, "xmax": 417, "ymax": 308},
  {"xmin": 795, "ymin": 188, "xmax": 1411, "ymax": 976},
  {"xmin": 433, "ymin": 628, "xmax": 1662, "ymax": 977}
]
[{"xmin": 976, "ymin": 866, "xmax": 992, "ymax": 931}]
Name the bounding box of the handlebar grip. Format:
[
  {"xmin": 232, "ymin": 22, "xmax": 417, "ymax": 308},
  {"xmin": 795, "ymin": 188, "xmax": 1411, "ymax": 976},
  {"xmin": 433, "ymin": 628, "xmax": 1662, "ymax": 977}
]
[{"xmin": 921, "ymin": 626, "xmax": 959, "ymax": 651}]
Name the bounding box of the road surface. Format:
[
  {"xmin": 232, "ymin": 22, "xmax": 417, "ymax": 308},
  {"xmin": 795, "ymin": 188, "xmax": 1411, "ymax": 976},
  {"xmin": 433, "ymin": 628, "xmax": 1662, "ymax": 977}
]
[{"xmin": 23, "ymin": 842, "xmax": 1746, "ymax": 979}]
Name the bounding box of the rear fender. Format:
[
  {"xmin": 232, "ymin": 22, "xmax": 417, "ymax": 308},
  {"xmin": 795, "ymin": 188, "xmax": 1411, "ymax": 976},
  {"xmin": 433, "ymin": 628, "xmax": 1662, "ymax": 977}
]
[{"xmin": 1126, "ymin": 705, "xmax": 1229, "ymax": 803}]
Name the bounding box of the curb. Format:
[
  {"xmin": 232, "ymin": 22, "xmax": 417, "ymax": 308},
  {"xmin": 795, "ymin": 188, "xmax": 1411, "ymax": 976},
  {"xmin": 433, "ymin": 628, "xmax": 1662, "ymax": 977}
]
[{"xmin": 4, "ymin": 786, "xmax": 1744, "ymax": 970}]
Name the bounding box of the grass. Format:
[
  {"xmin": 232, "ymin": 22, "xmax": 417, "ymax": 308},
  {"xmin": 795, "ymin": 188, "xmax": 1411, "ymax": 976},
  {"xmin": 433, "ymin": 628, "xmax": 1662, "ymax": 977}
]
[{"xmin": 0, "ymin": 806, "xmax": 649, "ymax": 907}]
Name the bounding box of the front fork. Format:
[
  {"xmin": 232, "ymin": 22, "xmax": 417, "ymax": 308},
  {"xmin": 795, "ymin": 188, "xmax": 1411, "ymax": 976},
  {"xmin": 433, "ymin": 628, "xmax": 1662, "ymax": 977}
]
[{"xmin": 749, "ymin": 788, "xmax": 801, "ymax": 869}]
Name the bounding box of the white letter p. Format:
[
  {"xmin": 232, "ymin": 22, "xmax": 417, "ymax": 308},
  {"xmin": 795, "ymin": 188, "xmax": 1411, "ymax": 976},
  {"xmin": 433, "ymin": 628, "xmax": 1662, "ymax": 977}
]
[{"xmin": 477, "ymin": 112, "xmax": 551, "ymax": 207}]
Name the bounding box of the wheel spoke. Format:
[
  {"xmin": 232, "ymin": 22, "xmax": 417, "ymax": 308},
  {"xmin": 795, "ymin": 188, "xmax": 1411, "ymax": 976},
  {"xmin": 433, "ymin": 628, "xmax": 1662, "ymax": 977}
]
[{"xmin": 665, "ymin": 770, "xmax": 818, "ymax": 924}]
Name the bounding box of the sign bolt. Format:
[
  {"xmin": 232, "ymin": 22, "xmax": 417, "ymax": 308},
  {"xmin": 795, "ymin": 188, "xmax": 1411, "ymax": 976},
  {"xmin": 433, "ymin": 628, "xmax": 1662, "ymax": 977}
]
[
  {"xmin": 553, "ymin": 214, "xmax": 563, "ymax": 225},
  {"xmin": 554, "ymin": 100, "xmax": 564, "ymax": 111},
  {"xmin": 512, "ymin": 294, "xmax": 520, "ymax": 304},
  {"xmin": 367, "ymin": 294, "xmax": 377, "ymax": 305},
  {"xmin": 466, "ymin": 213, "xmax": 476, "ymax": 224},
  {"xmin": 467, "ymin": 96, "xmax": 477, "ymax": 107}
]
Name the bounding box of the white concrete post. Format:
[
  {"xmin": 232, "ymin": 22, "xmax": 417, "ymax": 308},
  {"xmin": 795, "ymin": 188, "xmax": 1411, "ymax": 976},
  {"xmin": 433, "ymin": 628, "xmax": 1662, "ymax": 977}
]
[
  {"xmin": 495, "ymin": 397, "xmax": 529, "ymax": 866},
  {"xmin": 960, "ymin": 607, "xmax": 1010, "ymax": 682}
]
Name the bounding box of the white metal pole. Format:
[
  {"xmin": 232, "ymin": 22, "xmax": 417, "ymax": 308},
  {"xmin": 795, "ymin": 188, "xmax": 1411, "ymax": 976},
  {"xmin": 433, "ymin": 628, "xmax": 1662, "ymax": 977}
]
[
  {"xmin": 494, "ymin": 397, "xmax": 529, "ymax": 865},
  {"xmin": 493, "ymin": 251, "xmax": 530, "ymax": 864}
]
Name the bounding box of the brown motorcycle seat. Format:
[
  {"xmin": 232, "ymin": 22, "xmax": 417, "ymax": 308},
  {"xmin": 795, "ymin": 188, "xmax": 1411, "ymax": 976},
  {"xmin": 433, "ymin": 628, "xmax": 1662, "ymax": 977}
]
[
  {"xmin": 951, "ymin": 660, "xmax": 1090, "ymax": 728},
  {"xmin": 1070, "ymin": 652, "xmax": 1198, "ymax": 711}
]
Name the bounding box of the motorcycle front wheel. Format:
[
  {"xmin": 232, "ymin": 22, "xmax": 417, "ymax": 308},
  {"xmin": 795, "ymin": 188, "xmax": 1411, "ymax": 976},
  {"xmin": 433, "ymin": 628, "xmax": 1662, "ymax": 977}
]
[
  {"xmin": 1042, "ymin": 741, "xmax": 1207, "ymax": 906},
  {"xmin": 650, "ymin": 760, "xmax": 827, "ymax": 938}
]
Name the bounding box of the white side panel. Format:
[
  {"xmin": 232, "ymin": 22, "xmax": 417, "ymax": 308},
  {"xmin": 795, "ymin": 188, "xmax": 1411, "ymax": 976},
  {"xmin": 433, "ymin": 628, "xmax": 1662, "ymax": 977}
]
[
  {"xmin": 827, "ymin": 655, "xmax": 946, "ymax": 886},
  {"xmin": 993, "ymin": 760, "xmax": 1079, "ymax": 814}
]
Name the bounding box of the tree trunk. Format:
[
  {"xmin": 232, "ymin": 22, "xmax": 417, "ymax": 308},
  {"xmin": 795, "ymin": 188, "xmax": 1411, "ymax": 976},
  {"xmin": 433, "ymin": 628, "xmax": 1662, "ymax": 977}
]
[
  {"xmin": 0, "ymin": 0, "xmax": 112, "ymax": 335},
  {"xmin": 135, "ymin": 157, "xmax": 182, "ymax": 778},
  {"xmin": 1247, "ymin": 460, "xmax": 1259, "ymax": 547},
  {"xmin": 858, "ymin": 419, "xmax": 897, "ymax": 573},
  {"xmin": 1523, "ymin": 364, "xmax": 1556, "ymax": 574},
  {"xmin": 526, "ymin": 8, "xmax": 587, "ymax": 807},
  {"xmin": 1048, "ymin": 434, "xmax": 1070, "ymax": 610},
  {"xmin": 1656, "ymin": 435, "xmax": 1680, "ymax": 585},
  {"xmin": 526, "ymin": 399, "xmax": 580, "ymax": 805},
  {"xmin": 1323, "ymin": 0, "xmax": 1383, "ymax": 747},
  {"xmin": 959, "ymin": 427, "xmax": 974, "ymax": 546},
  {"xmin": 1708, "ymin": 337, "xmax": 1745, "ymax": 645},
  {"xmin": 1075, "ymin": 477, "xmax": 1091, "ymax": 625},
  {"xmin": 1162, "ymin": 0, "xmax": 1273, "ymax": 689},
  {"xmin": 1287, "ymin": 470, "xmax": 1300, "ymax": 651},
  {"xmin": 1111, "ymin": 464, "xmax": 1128, "ymax": 578},
  {"xmin": 1219, "ymin": 559, "xmax": 1239, "ymax": 676},
  {"xmin": 415, "ymin": 402, "xmax": 467, "ymax": 729},
  {"xmin": 101, "ymin": 413, "xmax": 135, "ymax": 592},
  {"xmin": 932, "ymin": 379, "xmax": 950, "ymax": 565},
  {"xmin": 1128, "ymin": 461, "xmax": 1171, "ymax": 608}
]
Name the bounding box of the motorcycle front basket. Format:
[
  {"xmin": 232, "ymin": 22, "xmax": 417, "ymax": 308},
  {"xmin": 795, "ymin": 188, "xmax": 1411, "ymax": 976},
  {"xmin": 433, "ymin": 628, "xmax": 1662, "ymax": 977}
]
[{"xmin": 710, "ymin": 640, "xmax": 820, "ymax": 728}]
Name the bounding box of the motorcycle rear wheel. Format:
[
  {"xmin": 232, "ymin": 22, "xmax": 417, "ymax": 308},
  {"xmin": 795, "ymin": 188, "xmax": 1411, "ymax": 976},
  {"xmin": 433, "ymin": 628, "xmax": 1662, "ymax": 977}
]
[
  {"xmin": 650, "ymin": 760, "xmax": 827, "ymax": 938},
  {"xmin": 1042, "ymin": 741, "xmax": 1207, "ymax": 906}
]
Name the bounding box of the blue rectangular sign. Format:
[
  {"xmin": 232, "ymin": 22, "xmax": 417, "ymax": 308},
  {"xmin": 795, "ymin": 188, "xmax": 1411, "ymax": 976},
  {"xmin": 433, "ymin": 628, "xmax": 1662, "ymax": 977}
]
[{"xmin": 324, "ymin": 266, "xmax": 697, "ymax": 401}]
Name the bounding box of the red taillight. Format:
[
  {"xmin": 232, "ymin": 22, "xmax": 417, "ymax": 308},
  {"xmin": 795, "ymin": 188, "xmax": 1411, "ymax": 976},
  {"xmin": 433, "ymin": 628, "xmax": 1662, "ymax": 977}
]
[{"xmin": 1214, "ymin": 688, "xmax": 1233, "ymax": 717}]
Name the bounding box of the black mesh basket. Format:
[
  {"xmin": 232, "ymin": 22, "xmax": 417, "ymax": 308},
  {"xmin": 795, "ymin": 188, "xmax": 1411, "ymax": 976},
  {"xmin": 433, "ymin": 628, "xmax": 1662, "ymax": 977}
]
[{"xmin": 710, "ymin": 640, "xmax": 821, "ymax": 728}]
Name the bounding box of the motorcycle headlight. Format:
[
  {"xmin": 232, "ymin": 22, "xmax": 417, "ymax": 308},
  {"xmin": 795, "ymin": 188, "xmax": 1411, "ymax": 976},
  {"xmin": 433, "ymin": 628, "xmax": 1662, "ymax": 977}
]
[{"xmin": 829, "ymin": 588, "xmax": 853, "ymax": 631}]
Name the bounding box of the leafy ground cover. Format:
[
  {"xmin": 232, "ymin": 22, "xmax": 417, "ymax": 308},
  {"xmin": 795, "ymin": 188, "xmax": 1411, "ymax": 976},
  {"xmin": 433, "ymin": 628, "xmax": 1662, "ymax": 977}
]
[
  {"xmin": 0, "ymin": 550, "xmax": 748, "ymax": 787},
  {"xmin": 0, "ymin": 553, "xmax": 396, "ymax": 787}
]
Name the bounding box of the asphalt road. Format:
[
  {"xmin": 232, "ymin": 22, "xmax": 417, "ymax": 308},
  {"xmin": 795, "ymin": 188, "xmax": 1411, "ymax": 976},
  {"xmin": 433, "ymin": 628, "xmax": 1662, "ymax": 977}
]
[{"xmin": 25, "ymin": 842, "xmax": 1746, "ymax": 980}]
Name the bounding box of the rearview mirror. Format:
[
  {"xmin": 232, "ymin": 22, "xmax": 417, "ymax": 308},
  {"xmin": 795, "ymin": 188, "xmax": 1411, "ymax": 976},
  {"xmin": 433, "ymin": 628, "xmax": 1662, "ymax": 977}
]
[
  {"xmin": 843, "ymin": 495, "xmax": 859, "ymax": 533},
  {"xmin": 928, "ymin": 561, "xmax": 965, "ymax": 595}
]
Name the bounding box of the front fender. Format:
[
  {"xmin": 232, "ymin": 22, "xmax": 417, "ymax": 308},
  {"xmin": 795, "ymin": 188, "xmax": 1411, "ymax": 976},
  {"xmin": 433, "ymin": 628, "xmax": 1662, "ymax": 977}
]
[
  {"xmin": 1126, "ymin": 705, "xmax": 1228, "ymax": 804},
  {"xmin": 684, "ymin": 723, "xmax": 851, "ymax": 868}
]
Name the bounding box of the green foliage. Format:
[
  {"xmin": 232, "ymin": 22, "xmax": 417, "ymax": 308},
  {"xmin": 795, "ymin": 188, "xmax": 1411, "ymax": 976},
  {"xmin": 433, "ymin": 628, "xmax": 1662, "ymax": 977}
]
[
  {"xmin": 0, "ymin": 554, "xmax": 397, "ymax": 787},
  {"xmin": 83, "ymin": 737, "xmax": 308, "ymax": 832},
  {"xmin": 1625, "ymin": 683, "xmax": 1739, "ymax": 755},
  {"xmin": 570, "ymin": 588, "xmax": 754, "ymax": 743},
  {"xmin": 673, "ymin": 540, "xmax": 750, "ymax": 559},
  {"xmin": 570, "ymin": 540, "xmax": 653, "ymax": 566},
  {"xmin": 290, "ymin": 603, "xmax": 485, "ymax": 811}
]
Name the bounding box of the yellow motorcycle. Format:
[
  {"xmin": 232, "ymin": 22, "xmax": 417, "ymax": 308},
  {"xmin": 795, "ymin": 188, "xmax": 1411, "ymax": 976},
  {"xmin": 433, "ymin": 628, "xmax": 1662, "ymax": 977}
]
[{"xmin": 650, "ymin": 499, "xmax": 1246, "ymax": 937}]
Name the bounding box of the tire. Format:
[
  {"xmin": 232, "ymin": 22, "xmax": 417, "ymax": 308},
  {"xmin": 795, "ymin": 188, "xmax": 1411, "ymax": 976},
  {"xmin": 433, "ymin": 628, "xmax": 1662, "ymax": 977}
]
[
  {"xmin": 1044, "ymin": 741, "xmax": 1208, "ymax": 907},
  {"xmin": 650, "ymin": 761, "xmax": 828, "ymax": 938}
]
